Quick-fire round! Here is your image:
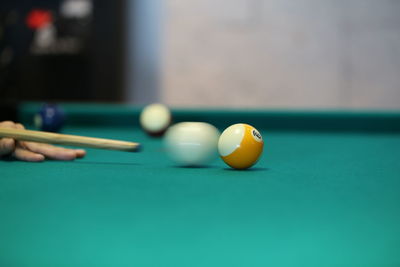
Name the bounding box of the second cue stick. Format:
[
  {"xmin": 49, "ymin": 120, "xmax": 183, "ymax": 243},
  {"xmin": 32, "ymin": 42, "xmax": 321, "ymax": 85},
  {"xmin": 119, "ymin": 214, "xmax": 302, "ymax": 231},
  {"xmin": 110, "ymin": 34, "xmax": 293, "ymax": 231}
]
[{"xmin": 0, "ymin": 128, "xmax": 141, "ymax": 152}]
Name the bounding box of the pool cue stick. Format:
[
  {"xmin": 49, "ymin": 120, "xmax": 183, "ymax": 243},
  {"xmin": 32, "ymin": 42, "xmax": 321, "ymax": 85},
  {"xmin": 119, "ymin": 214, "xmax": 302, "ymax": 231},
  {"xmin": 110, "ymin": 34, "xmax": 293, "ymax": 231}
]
[{"xmin": 0, "ymin": 128, "xmax": 141, "ymax": 152}]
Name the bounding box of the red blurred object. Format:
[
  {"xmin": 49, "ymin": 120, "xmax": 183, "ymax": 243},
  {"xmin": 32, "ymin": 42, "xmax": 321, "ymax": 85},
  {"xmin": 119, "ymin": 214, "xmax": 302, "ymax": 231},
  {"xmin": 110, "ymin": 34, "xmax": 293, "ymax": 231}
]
[{"xmin": 26, "ymin": 9, "xmax": 53, "ymax": 29}]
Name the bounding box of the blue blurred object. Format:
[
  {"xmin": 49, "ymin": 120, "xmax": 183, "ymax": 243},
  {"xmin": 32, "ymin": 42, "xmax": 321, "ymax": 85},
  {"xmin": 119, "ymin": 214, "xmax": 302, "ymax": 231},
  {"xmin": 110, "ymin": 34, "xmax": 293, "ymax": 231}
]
[{"xmin": 34, "ymin": 103, "xmax": 65, "ymax": 132}]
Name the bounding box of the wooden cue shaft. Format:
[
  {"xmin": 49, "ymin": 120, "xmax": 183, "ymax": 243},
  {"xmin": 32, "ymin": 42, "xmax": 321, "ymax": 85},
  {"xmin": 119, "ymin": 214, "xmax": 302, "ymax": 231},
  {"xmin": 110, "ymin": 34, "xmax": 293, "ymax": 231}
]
[{"xmin": 0, "ymin": 128, "xmax": 141, "ymax": 152}]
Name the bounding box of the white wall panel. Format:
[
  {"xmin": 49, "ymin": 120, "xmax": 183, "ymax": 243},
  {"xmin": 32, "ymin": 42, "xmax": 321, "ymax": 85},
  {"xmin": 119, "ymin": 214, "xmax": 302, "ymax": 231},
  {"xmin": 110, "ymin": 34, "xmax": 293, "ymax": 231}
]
[{"xmin": 129, "ymin": 0, "xmax": 400, "ymax": 109}]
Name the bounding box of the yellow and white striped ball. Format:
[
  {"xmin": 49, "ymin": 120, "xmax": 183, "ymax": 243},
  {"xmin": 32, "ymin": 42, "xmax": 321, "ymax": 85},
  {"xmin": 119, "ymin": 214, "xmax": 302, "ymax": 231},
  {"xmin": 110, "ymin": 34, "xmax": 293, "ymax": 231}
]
[{"xmin": 218, "ymin": 123, "xmax": 264, "ymax": 169}]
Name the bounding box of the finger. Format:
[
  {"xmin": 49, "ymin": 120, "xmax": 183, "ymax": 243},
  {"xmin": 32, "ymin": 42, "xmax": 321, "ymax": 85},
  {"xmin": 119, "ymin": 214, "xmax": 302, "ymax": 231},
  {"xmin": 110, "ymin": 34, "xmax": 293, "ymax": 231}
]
[
  {"xmin": 23, "ymin": 142, "xmax": 78, "ymax": 160},
  {"xmin": 0, "ymin": 138, "xmax": 15, "ymax": 156},
  {"xmin": 75, "ymin": 149, "xmax": 86, "ymax": 158},
  {"xmin": 0, "ymin": 121, "xmax": 17, "ymax": 128},
  {"xmin": 15, "ymin": 123, "xmax": 25, "ymax": 130},
  {"xmin": 12, "ymin": 145, "xmax": 45, "ymax": 162},
  {"xmin": 24, "ymin": 142, "xmax": 85, "ymax": 156}
]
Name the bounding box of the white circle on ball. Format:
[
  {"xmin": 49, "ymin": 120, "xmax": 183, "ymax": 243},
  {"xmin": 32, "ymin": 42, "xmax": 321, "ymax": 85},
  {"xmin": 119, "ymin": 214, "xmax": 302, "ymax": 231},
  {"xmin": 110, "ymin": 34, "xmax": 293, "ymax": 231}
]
[
  {"xmin": 140, "ymin": 103, "xmax": 171, "ymax": 132},
  {"xmin": 251, "ymin": 128, "xmax": 263, "ymax": 142},
  {"xmin": 218, "ymin": 123, "xmax": 245, "ymax": 157},
  {"xmin": 164, "ymin": 122, "xmax": 220, "ymax": 166}
]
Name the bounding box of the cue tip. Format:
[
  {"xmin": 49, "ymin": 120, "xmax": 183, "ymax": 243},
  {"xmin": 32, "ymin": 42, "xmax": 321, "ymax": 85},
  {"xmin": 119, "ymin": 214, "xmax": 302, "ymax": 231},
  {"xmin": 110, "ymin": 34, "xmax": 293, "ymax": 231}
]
[{"xmin": 132, "ymin": 143, "xmax": 143, "ymax": 152}]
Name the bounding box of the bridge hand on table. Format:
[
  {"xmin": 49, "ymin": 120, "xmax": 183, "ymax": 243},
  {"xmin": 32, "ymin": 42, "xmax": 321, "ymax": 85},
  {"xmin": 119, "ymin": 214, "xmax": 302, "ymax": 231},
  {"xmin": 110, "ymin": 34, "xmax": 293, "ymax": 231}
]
[{"xmin": 0, "ymin": 121, "xmax": 86, "ymax": 162}]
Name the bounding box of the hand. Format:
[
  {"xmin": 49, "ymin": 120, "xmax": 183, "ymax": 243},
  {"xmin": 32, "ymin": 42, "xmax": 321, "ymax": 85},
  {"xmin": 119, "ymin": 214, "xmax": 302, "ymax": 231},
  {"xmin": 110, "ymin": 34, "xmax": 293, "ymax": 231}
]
[{"xmin": 0, "ymin": 121, "xmax": 86, "ymax": 162}]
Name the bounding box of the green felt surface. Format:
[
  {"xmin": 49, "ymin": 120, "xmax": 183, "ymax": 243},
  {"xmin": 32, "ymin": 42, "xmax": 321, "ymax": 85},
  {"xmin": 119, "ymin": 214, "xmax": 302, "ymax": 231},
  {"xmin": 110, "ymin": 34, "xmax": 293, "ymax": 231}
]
[{"xmin": 1, "ymin": 104, "xmax": 400, "ymax": 266}]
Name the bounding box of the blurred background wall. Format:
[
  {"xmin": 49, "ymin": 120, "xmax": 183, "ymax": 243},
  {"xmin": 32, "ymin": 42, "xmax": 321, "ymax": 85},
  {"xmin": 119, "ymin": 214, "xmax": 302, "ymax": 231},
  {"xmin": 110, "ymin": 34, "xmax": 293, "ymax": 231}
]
[
  {"xmin": 158, "ymin": 0, "xmax": 400, "ymax": 108},
  {"xmin": 1, "ymin": 0, "xmax": 400, "ymax": 109}
]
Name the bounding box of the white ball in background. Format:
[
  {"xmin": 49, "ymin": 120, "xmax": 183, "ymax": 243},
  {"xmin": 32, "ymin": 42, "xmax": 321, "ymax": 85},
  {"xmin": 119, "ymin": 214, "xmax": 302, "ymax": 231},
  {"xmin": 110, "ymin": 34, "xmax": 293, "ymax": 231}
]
[{"xmin": 140, "ymin": 103, "xmax": 172, "ymax": 136}]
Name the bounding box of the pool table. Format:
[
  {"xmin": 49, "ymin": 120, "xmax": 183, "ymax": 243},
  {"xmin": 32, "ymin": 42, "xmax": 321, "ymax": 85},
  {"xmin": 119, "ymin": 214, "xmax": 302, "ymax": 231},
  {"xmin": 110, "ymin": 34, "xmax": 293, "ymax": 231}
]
[{"xmin": 1, "ymin": 103, "xmax": 400, "ymax": 266}]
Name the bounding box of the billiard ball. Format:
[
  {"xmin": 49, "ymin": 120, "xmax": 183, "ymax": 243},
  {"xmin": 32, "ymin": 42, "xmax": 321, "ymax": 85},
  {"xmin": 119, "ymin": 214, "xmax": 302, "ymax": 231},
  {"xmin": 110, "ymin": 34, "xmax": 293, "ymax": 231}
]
[
  {"xmin": 140, "ymin": 103, "xmax": 172, "ymax": 136},
  {"xmin": 218, "ymin": 123, "xmax": 263, "ymax": 169},
  {"xmin": 164, "ymin": 122, "xmax": 220, "ymax": 166},
  {"xmin": 34, "ymin": 103, "xmax": 65, "ymax": 132}
]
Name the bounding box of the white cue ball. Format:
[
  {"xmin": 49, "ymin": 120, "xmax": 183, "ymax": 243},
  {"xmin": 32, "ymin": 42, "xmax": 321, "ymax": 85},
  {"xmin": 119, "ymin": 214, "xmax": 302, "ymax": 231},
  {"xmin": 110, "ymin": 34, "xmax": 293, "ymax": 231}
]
[
  {"xmin": 140, "ymin": 103, "xmax": 172, "ymax": 136},
  {"xmin": 164, "ymin": 122, "xmax": 220, "ymax": 166}
]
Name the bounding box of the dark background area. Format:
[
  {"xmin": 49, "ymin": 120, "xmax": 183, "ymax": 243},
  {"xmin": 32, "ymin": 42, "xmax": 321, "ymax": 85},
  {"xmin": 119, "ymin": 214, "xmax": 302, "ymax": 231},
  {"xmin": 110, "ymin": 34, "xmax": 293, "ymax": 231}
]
[{"xmin": 0, "ymin": 0, "xmax": 127, "ymax": 120}]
